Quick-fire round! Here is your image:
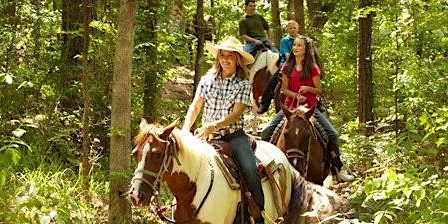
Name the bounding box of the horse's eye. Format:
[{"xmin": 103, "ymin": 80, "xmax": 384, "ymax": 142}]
[{"xmin": 151, "ymin": 151, "xmax": 163, "ymax": 160}]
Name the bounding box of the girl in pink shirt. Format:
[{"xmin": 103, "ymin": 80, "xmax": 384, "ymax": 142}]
[{"xmin": 261, "ymin": 36, "xmax": 354, "ymax": 182}]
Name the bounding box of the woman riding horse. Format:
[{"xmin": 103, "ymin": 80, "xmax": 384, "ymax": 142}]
[
  {"xmin": 128, "ymin": 120, "xmax": 341, "ymax": 223},
  {"xmin": 261, "ymin": 35, "xmax": 354, "ymax": 183},
  {"xmin": 182, "ymin": 36, "xmax": 266, "ymax": 223}
]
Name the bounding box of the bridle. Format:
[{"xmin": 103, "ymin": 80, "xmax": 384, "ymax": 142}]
[
  {"xmin": 130, "ymin": 132, "xmax": 215, "ymax": 224},
  {"xmin": 285, "ymin": 105, "xmax": 313, "ymax": 177},
  {"xmin": 131, "ymin": 135, "xmax": 180, "ymax": 196}
]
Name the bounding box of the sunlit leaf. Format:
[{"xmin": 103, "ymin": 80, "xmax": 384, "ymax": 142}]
[
  {"xmin": 12, "ymin": 128, "xmax": 26, "ymax": 138},
  {"xmin": 436, "ymin": 137, "xmax": 446, "ymax": 147},
  {"xmin": 372, "ymin": 191, "xmax": 387, "ymax": 201},
  {"xmin": 5, "ymin": 74, "xmax": 13, "ymax": 84}
]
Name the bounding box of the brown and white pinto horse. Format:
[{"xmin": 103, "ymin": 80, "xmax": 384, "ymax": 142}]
[
  {"xmin": 128, "ymin": 119, "xmax": 340, "ymax": 223},
  {"xmin": 250, "ymin": 47, "xmax": 281, "ymax": 113}
]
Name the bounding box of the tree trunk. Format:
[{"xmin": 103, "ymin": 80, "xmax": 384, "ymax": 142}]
[
  {"xmin": 142, "ymin": 0, "xmax": 160, "ymax": 123},
  {"xmin": 60, "ymin": 0, "xmax": 84, "ymax": 110},
  {"xmin": 286, "ymin": 0, "xmax": 294, "ymax": 20},
  {"xmin": 357, "ymin": 0, "xmax": 374, "ymax": 136},
  {"xmin": 193, "ymin": 0, "xmax": 205, "ymax": 95},
  {"xmin": 270, "ymin": 0, "xmax": 281, "ymax": 48},
  {"xmin": 306, "ymin": 0, "xmax": 337, "ymax": 32},
  {"xmin": 81, "ymin": 0, "xmax": 92, "ymax": 190},
  {"xmin": 3, "ymin": 2, "xmax": 17, "ymax": 73},
  {"xmin": 294, "ymin": 0, "xmax": 305, "ymax": 32},
  {"xmin": 109, "ymin": 0, "xmax": 136, "ymax": 223},
  {"xmin": 32, "ymin": 0, "xmax": 42, "ymax": 58},
  {"xmin": 3, "ymin": 1, "xmax": 17, "ymax": 27}
]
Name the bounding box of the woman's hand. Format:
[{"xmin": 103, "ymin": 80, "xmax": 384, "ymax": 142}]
[
  {"xmin": 298, "ymin": 94, "xmax": 307, "ymax": 104},
  {"xmin": 194, "ymin": 124, "xmax": 216, "ymax": 140},
  {"xmin": 299, "ymin": 86, "xmax": 311, "ymax": 94}
]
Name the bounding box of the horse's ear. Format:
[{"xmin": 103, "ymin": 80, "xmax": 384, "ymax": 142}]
[
  {"xmin": 160, "ymin": 119, "xmax": 178, "ymax": 140},
  {"xmin": 140, "ymin": 118, "xmax": 149, "ymax": 130}
]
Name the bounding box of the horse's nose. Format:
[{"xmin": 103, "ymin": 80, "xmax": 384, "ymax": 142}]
[{"xmin": 128, "ymin": 186, "xmax": 150, "ymax": 206}]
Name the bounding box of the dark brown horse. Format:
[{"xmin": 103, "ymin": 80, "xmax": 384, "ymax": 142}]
[
  {"xmin": 275, "ymin": 106, "xmax": 330, "ymax": 185},
  {"xmin": 128, "ymin": 119, "xmax": 340, "ymax": 223}
]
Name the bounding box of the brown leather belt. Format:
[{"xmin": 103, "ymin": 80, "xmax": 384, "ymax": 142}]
[{"xmin": 209, "ymin": 128, "xmax": 240, "ymax": 139}]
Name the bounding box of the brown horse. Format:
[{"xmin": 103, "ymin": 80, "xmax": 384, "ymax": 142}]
[
  {"xmin": 128, "ymin": 119, "xmax": 340, "ymax": 223},
  {"xmin": 275, "ymin": 106, "xmax": 330, "ymax": 185}
]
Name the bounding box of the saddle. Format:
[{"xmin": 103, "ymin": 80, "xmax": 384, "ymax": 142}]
[
  {"xmin": 208, "ymin": 135, "xmax": 286, "ymax": 223},
  {"xmin": 270, "ymin": 116, "xmax": 329, "ymax": 149},
  {"xmin": 207, "ymin": 134, "xmax": 258, "ymax": 190}
]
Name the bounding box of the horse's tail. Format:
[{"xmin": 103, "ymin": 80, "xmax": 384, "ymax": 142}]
[{"xmin": 284, "ymin": 167, "xmax": 311, "ymax": 224}]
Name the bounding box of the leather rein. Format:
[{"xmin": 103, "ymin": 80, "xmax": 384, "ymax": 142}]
[{"xmin": 286, "ymin": 100, "xmax": 313, "ymax": 177}]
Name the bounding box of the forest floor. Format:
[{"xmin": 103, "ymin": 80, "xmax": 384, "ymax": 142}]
[{"xmin": 162, "ymin": 71, "xmax": 357, "ymax": 222}]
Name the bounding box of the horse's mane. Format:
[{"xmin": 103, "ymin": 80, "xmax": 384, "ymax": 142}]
[
  {"xmin": 170, "ymin": 129, "xmax": 217, "ymax": 179},
  {"xmin": 134, "ymin": 123, "xmax": 164, "ymax": 147}
]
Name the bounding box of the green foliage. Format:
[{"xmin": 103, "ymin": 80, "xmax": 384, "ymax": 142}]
[
  {"xmin": 0, "ymin": 166, "xmax": 108, "ymax": 223},
  {"xmin": 342, "ymin": 117, "xmax": 448, "ymax": 223},
  {"xmin": 1, "ymin": 0, "xmax": 448, "ymax": 223},
  {"xmin": 353, "ymin": 167, "xmax": 448, "ymax": 223}
]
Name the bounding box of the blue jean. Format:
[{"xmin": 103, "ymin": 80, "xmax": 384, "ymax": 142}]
[
  {"xmin": 244, "ymin": 37, "xmax": 279, "ymax": 56},
  {"xmin": 315, "ymin": 108, "xmax": 339, "ymax": 148},
  {"xmin": 260, "ymin": 110, "xmax": 285, "ymax": 141},
  {"xmin": 315, "ymin": 108, "xmax": 343, "ymax": 170},
  {"xmin": 222, "ymin": 130, "xmax": 264, "ymax": 210}
]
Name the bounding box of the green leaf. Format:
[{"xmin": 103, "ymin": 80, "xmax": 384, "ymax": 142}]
[
  {"xmin": 0, "ymin": 144, "xmax": 19, "ymax": 152},
  {"xmin": 436, "ymin": 137, "xmax": 446, "ymax": 147},
  {"xmin": 8, "ymin": 148, "xmax": 22, "ymax": 165}
]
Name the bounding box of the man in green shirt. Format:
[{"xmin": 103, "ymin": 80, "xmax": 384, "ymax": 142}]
[{"xmin": 239, "ymin": 0, "xmax": 278, "ymax": 56}]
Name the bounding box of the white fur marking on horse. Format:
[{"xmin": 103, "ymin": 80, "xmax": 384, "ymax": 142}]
[
  {"xmin": 249, "ymin": 50, "xmax": 280, "ymax": 82},
  {"xmin": 169, "ymin": 130, "xmax": 295, "ymax": 223},
  {"xmin": 131, "ymin": 143, "xmax": 150, "ymax": 202}
]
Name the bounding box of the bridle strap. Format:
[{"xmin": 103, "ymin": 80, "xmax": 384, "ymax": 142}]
[
  {"xmin": 134, "ymin": 133, "xmax": 215, "ymax": 224},
  {"xmin": 132, "ymin": 135, "xmax": 181, "ymax": 197}
]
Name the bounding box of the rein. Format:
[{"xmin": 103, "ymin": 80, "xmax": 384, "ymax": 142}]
[
  {"xmin": 132, "ymin": 135, "xmax": 179, "ymax": 195},
  {"xmin": 303, "ymin": 131, "xmax": 312, "ymax": 177},
  {"xmin": 286, "ymin": 102, "xmax": 313, "ymax": 177}
]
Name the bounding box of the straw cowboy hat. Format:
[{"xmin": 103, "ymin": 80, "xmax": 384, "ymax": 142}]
[{"xmin": 206, "ymin": 36, "xmax": 255, "ymax": 65}]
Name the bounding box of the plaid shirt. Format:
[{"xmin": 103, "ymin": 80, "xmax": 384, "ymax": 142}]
[{"xmin": 198, "ymin": 70, "xmax": 252, "ymax": 130}]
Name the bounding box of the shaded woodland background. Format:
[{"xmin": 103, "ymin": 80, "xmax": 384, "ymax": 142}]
[{"xmin": 0, "ymin": 0, "xmax": 447, "ymax": 223}]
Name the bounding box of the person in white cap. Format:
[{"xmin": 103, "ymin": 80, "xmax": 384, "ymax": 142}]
[{"xmin": 182, "ymin": 36, "xmax": 265, "ymax": 223}]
